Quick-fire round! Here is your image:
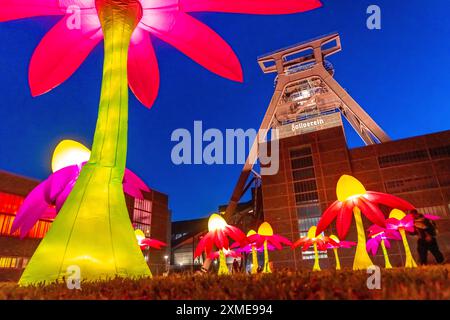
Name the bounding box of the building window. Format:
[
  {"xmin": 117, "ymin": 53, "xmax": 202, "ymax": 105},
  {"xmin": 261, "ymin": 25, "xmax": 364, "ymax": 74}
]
[
  {"xmin": 296, "ymin": 205, "xmax": 322, "ymax": 218},
  {"xmin": 290, "ymin": 146, "xmax": 319, "ymax": 205},
  {"xmin": 385, "ymin": 176, "xmax": 439, "ymax": 194},
  {"xmin": 0, "ymin": 256, "xmax": 27, "ymax": 269},
  {"xmin": 0, "ymin": 192, "xmax": 24, "ymax": 215},
  {"xmin": 298, "ymin": 216, "xmax": 327, "ymax": 260},
  {"xmin": 0, "ymin": 213, "xmax": 51, "ymax": 239},
  {"xmin": 430, "ymin": 145, "xmax": 450, "ymax": 159},
  {"xmin": 417, "ymin": 205, "xmax": 448, "ymax": 218},
  {"xmin": 133, "ymin": 198, "xmax": 152, "ymax": 236},
  {"xmin": 378, "ymin": 150, "xmax": 429, "ymax": 168}
]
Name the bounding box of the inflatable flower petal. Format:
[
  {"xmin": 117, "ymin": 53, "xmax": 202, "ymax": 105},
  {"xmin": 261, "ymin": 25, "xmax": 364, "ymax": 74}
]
[
  {"xmin": 12, "ymin": 164, "xmax": 150, "ymax": 238},
  {"xmin": 1, "ymin": 0, "xmax": 322, "ymax": 107}
]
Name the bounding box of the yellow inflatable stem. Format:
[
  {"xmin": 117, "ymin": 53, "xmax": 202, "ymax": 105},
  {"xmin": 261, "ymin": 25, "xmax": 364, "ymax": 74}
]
[
  {"xmin": 251, "ymin": 246, "xmax": 258, "ymax": 274},
  {"xmin": 19, "ymin": 4, "xmax": 151, "ymax": 285},
  {"xmin": 353, "ymin": 207, "xmax": 374, "ymax": 270},
  {"xmin": 380, "ymin": 239, "xmax": 393, "ymax": 269},
  {"xmin": 218, "ymin": 249, "xmax": 229, "ymax": 275},
  {"xmin": 333, "ymin": 248, "xmax": 341, "ymax": 270},
  {"xmin": 247, "ymin": 230, "xmax": 258, "ymax": 274},
  {"xmin": 262, "ymin": 240, "xmax": 272, "ymax": 273},
  {"xmin": 389, "ymin": 209, "xmax": 417, "ymax": 268},
  {"xmin": 312, "ymin": 243, "xmax": 321, "ymax": 271},
  {"xmin": 399, "ymin": 229, "xmax": 417, "ymax": 268}
]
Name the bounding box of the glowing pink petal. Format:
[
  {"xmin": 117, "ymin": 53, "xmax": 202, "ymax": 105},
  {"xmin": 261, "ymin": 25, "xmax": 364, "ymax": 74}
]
[
  {"xmin": 55, "ymin": 182, "xmax": 74, "ymax": 211},
  {"xmin": 48, "ymin": 165, "xmax": 80, "ymax": 201},
  {"xmin": 128, "ymin": 28, "xmax": 160, "ymax": 108},
  {"xmin": 11, "ymin": 180, "xmax": 51, "ymax": 238},
  {"xmin": 141, "ymin": 11, "xmax": 243, "ymax": 82},
  {"xmin": 366, "ymin": 237, "xmax": 380, "ymax": 256},
  {"xmin": 0, "ymin": 0, "xmax": 64, "ymax": 22},
  {"xmin": 180, "ymin": 0, "xmax": 322, "ymax": 14},
  {"xmin": 424, "ymin": 214, "xmax": 441, "ymax": 221},
  {"xmin": 29, "ymin": 14, "xmax": 102, "ymax": 96}
]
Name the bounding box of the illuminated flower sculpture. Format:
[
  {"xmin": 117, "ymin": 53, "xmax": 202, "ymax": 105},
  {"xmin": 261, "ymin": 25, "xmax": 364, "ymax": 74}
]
[
  {"xmin": 326, "ymin": 235, "xmax": 356, "ymax": 270},
  {"xmin": 367, "ymin": 225, "xmax": 401, "ymax": 269},
  {"xmin": 134, "ymin": 229, "xmax": 166, "ymax": 277},
  {"xmin": 231, "ymin": 229, "xmax": 275, "ymax": 274},
  {"xmin": 135, "ymin": 229, "xmax": 167, "ymax": 251},
  {"xmin": 386, "ymin": 209, "xmax": 417, "ymax": 268},
  {"xmin": 292, "ymin": 226, "xmax": 337, "ymax": 271},
  {"xmin": 1, "ymin": 0, "xmax": 321, "ymax": 285},
  {"xmin": 12, "ymin": 140, "xmax": 151, "ymax": 238},
  {"xmin": 248, "ymin": 222, "xmax": 292, "ymax": 273},
  {"xmin": 316, "ymin": 175, "xmax": 415, "ymax": 270},
  {"xmin": 194, "ymin": 214, "xmax": 246, "ymax": 275}
]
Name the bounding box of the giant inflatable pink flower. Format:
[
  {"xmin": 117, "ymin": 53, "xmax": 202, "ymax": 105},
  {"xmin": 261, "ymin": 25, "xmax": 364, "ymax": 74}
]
[
  {"xmin": 1, "ymin": 0, "xmax": 322, "ymax": 107},
  {"xmin": 11, "ymin": 163, "xmax": 150, "ymax": 239}
]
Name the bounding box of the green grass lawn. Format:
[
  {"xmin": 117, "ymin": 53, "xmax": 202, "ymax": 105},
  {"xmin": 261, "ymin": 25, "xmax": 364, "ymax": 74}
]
[{"xmin": 0, "ymin": 265, "xmax": 448, "ymax": 300}]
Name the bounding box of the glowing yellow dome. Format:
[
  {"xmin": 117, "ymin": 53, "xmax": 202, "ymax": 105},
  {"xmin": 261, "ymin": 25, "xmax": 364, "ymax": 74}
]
[
  {"xmin": 389, "ymin": 209, "xmax": 406, "ymax": 220},
  {"xmin": 208, "ymin": 214, "xmax": 228, "ymax": 231},
  {"xmin": 336, "ymin": 175, "xmax": 367, "ymax": 202},
  {"xmin": 247, "ymin": 230, "xmax": 256, "ymax": 237},
  {"xmin": 258, "ymin": 222, "xmax": 273, "ymax": 236},
  {"xmin": 330, "ymin": 235, "xmax": 340, "ymax": 243},
  {"xmin": 51, "ymin": 140, "xmax": 91, "ymax": 173}
]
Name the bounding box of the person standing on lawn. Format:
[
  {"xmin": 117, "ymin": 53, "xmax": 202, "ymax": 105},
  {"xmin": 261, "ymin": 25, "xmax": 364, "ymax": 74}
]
[{"xmin": 411, "ymin": 210, "xmax": 445, "ymax": 265}]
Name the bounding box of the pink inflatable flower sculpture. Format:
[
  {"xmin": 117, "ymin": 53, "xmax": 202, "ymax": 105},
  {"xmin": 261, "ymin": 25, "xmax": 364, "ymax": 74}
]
[
  {"xmin": 1, "ymin": 0, "xmax": 322, "ymax": 107},
  {"xmin": 325, "ymin": 235, "xmax": 355, "ymax": 270},
  {"xmin": 292, "ymin": 226, "xmax": 337, "ymax": 271},
  {"xmin": 366, "ymin": 225, "xmax": 401, "ymax": 268},
  {"xmin": 386, "ymin": 209, "xmax": 419, "ymax": 268},
  {"xmin": 11, "ymin": 140, "xmax": 150, "ymax": 239},
  {"xmin": 248, "ymin": 222, "xmax": 291, "ymax": 273}
]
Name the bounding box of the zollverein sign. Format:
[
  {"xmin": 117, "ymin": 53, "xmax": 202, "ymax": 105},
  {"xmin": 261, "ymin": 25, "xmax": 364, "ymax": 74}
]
[{"xmin": 274, "ymin": 112, "xmax": 343, "ymax": 140}]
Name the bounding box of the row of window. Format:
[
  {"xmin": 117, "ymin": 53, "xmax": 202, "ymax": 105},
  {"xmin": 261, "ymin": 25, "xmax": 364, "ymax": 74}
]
[
  {"xmin": 0, "ymin": 213, "xmax": 51, "ymax": 239},
  {"xmin": 0, "ymin": 192, "xmax": 24, "ymax": 215},
  {"xmin": 385, "ymin": 176, "xmax": 439, "ymax": 194},
  {"xmin": 0, "ymin": 256, "xmax": 28, "ymax": 269},
  {"xmin": 378, "ymin": 145, "xmax": 450, "ymax": 168}
]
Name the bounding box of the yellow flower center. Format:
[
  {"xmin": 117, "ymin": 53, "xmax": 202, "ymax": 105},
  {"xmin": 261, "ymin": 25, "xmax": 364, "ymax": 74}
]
[
  {"xmin": 258, "ymin": 222, "xmax": 273, "ymax": 236},
  {"xmin": 389, "ymin": 209, "xmax": 406, "ymax": 220},
  {"xmin": 336, "ymin": 175, "xmax": 367, "ymax": 202},
  {"xmin": 208, "ymin": 214, "xmax": 228, "ymax": 231}
]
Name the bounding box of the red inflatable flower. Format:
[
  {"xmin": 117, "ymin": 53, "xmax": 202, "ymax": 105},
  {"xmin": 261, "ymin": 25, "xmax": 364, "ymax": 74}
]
[{"xmin": 315, "ymin": 175, "xmax": 415, "ymax": 270}]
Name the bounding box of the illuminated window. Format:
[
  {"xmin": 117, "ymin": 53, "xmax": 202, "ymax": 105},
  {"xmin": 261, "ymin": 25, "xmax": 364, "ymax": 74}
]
[
  {"xmin": 298, "ymin": 216, "xmax": 327, "ymax": 260},
  {"xmin": 0, "ymin": 256, "xmax": 28, "ymax": 269},
  {"xmin": 133, "ymin": 198, "xmax": 152, "ymax": 236},
  {"xmin": 417, "ymin": 205, "xmax": 448, "ymax": 218},
  {"xmin": 290, "ymin": 147, "xmax": 319, "ymax": 205},
  {"xmin": 0, "ymin": 192, "xmax": 24, "ymax": 215},
  {"xmin": 0, "ymin": 213, "xmax": 52, "ymax": 239}
]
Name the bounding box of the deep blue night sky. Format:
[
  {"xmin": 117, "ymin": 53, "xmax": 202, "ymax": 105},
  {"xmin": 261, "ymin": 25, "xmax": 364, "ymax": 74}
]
[{"xmin": 0, "ymin": 0, "xmax": 449, "ymax": 221}]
